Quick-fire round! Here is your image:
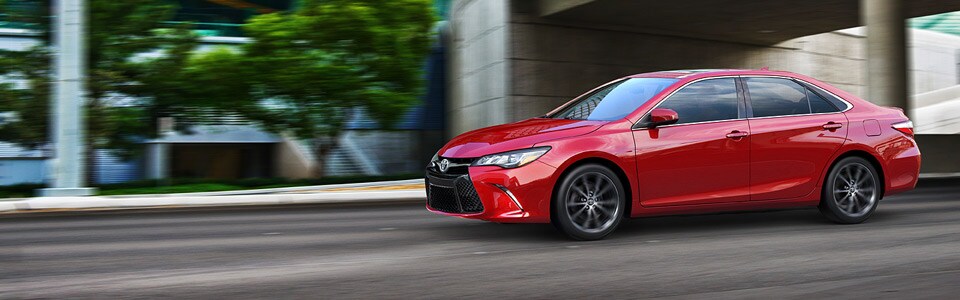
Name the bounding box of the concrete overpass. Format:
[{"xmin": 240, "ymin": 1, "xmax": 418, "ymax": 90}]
[
  {"xmin": 537, "ymin": 0, "xmax": 960, "ymax": 111},
  {"xmin": 540, "ymin": 0, "xmax": 958, "ymax": 44},
  {"xmin": 448, "ymin": 0, "xmax": 960, "ymax": 175}
]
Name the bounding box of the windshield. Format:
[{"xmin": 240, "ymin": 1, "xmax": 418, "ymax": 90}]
[{"xmin": 549, "ymin": 77, "xmax": 678, "ymax": 120}]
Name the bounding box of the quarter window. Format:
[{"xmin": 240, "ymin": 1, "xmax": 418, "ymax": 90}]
[
  {"xmin": 800, "ymin": 81, "xmax": 849, "ymax": 111},
  {"xmin": 656, "ymin": 78, "xmax": 740, "ymax": 125},
  {"xmin": 807, "ymin": 88, "xmax": 840, "ymax": 113}
]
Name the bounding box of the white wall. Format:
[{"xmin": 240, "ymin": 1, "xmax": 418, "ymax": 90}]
[
  {"xmin": 910, "ymin": 29, "xmax": 960, "ymax": 94},
  {"xmin": 0, "ymin": 159, "xmax": 45, "ymax": 185}
]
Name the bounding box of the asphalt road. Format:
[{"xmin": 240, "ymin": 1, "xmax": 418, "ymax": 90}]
[{"xmin": 2, "ymin": 182, "xmax": 960, "ymax": 299}]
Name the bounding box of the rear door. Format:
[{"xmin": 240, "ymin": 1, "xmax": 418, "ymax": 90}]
[
  {"xmin": 743, "ymin": 77, "xmax": 848, "ymax": 201},
  {"xmin": 634, "ymin": 77, "xmax": 751, "ymax": 206}
]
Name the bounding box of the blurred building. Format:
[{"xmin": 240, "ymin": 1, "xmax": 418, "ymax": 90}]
[{"xmin": 0, "ymin": 142, "xmax": 45, "ymax": 185}]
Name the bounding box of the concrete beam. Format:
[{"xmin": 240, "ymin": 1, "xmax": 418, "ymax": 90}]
[
  {"xmin": 539, "ymin": 0, "xmax": 960, "ymax": 45},
  {"xmin": 862, "ymin": 0, "xmax": 909, "ymax": 112},
  {"xmin": 540, "ymin": 0, "xmax": 596, "ymax": 17}
]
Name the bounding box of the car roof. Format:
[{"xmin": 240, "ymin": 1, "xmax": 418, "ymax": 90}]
[{"xmin": 627, "ymin": 69, "xmax": 802, "ymax": 79}]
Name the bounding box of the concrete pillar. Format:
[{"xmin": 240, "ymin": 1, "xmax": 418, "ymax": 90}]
[
  {"xmin": 38, "ymin": 0, "xmax": 95, "ymax": 196},
  {"xmin": 145, "ymin": 143, "xmax": 170, "ymax": 180},
  {"xmin": 862, "ymin": 0, "xmax": 909, "ymax": 113}
]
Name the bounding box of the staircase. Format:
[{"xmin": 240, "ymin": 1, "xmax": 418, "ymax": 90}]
[
  {"xmin": 324, "ymin": 147, "xmax": 368, "ymax": 176},
  {"xmin": 322, "ymin": 132, "xmax": 383, "ymax": 176}
]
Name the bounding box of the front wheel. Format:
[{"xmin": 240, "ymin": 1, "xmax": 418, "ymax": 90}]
[
  {"xmin": 553, "ymin": 164, "xmax": 626, "ymax": 240},
  {"xmin": 819, "ymin": 157, "xmax": 881, "ymax": 224}
]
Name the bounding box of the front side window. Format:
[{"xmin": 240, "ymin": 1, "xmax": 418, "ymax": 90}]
[
  {"xmin": 552, "ymin": 78, "xmax": 678, "ymax": 121},
  {"xmin": 656, "ymin": 78, "xmax": 740, "ymax": 125}
]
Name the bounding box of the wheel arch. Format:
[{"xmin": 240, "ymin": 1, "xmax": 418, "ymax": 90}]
[
  {"xmin": 824, "ymin": 149, "xmax": 886, "ymax": 199},
  {"xmin": 550, "ymin": 156, "xmax": 634, "ymax": 222}
]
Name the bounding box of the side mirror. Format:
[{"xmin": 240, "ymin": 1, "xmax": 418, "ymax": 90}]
[{"xmin": 638, "ymin": 108, "xmax": 679, "ymax": 128}]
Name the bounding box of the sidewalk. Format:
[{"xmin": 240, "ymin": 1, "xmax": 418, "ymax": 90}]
[{"xmin": 0, "ymin": 179, "xmax": 426, "ymax": 214}]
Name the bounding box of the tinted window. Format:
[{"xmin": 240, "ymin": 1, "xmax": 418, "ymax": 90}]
[
  {"xmin": 657, "ymin": 78, "xmax": 740, "ymax": 125},
  {"xmin": 800, "ymin": 81, "xmax": 850, "ymax": 111},
  {"xmin": 807, "ymin": 88, "xmax": 840, "ymax": 113},
  {"xmin": 553, "ymin": 78, "xmax": 678, "ymax": 120},
  {"xmin": 745, "ymin": 77, "xmax": 811, "ymax": 117}
]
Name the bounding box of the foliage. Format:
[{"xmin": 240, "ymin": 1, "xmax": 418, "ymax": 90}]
[
  {"xmin": 0, "ymin": 0, "xmax": 436, "ymax": 156},
  {"xmin": 223, "ymin": 0, "xmax": 437, "ymax": 139},
  {"xmin": 0, "ymin": 0, "xmax": 198, "ymax": 157},
  {"xmin": 0, "ymin": 0, "xmax": 436, "ymax": 182}
]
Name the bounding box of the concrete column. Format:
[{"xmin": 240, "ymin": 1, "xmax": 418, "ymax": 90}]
[
  {"xmin": 39, "ymin": 0, "xmax": 95, "ymax": 196},
  {"xmin": 862, "ymin": 0, "xmax": 909, "ymax": 113},
  {"xmin": 145, "ymin": 143, "xmax": 170, "ymax": 180}
]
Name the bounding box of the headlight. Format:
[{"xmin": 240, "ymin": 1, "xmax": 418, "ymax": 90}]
[
  {"xmin": 429, "ymin": 151, "xmax": 439, "ymax": 167},
  {"xmin": 473, "ymin": 147, "xmax": 551, "ymax": 168}
]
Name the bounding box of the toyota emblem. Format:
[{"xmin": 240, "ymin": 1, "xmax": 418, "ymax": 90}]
[{"xmin": 438, "ymin": 159, "xmax": 450, "ymax": 173}]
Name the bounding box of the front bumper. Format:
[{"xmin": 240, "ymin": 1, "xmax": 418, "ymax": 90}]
[{"xmin": 425, "ymin": 160, "xmax": 557, "ymax": 223}]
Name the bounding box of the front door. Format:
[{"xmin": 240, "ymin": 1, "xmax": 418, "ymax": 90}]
[{"xmin": 634, "ymin": 77, "xmax": 751, "ymax": 207}]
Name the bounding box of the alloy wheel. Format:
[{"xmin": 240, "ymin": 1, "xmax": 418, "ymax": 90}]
[
  {"xmin": 565, "ymin": 172, "xmax": 621, "ymax": 233},
  {"xmin": 832, "ymin": 163, "xmax": 878, "ymax": 218}
]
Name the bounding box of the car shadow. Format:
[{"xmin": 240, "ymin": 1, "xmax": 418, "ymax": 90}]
[
  {"xmin": 614, "ymin": 208, "xmax": 829, "ymax": 237},
  {"xmin": 434, "ymin": 206, "xmax": 913, "ymax": 242},
  {"xmin": 425, "ymin": 208, "xmax": 837, "ymax": 243}
]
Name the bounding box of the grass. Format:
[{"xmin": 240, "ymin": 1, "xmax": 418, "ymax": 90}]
[{"xmin": 0, "ymin": 173, "xmax": 423, "ymax": 198}]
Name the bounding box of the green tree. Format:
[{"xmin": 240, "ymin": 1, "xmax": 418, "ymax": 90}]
[
  {"xmin": 0, "ymin": 0, "xmax": 199, "ymax": 178},
  {"xmin": 214, "ymin": 0, "xmax": 436, "ymax": 174}
]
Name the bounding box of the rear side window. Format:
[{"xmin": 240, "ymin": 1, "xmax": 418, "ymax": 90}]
[
  {"xmin": 657, "ymin": 78, "xmax": 740, "ymax": 125},
  {"xmin": 745, "ymin": 77, "xmax": 812, "ymax": 117}
]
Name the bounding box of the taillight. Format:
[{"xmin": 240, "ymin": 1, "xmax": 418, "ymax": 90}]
[{"xmin": 892, "ymin": 120, "xmax": 914, "ymax": 137}]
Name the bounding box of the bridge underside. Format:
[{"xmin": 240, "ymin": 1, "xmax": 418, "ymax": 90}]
[{"xmin": 541, "ymin": 0, "xmax": 960, "ymax": 45}]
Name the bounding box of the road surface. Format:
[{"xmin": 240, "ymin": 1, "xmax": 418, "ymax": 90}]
[{"xmin": 2, "ymin": 182, "xmax": 960, "ymax": 299}]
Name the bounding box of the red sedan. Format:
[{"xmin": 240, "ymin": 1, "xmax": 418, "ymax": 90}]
[{"xmin": 426, "ymin": 69, "xmax": 920, "ymax": 240}]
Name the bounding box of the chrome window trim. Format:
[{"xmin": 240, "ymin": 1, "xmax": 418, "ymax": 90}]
[
  {"xmin": 632, "ymin": 74, "xmax": 855, "ymax": 130},
  {"xmin": 634, "ymin": 117, "xmax": 746, "ymax": 130}
]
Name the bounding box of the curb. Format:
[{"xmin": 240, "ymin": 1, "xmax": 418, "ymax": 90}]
[
  {"xmin": 104, "ymin": 178, "xmax": 426, "ymax": 198},
  {"xmin": 0, "ymin": 189, "xmax": 426, "ymax": 215}
]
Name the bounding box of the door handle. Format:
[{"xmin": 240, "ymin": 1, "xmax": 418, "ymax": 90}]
[
  {"xmin": 726, "ymin": 130, "xmax": 749, "ymax": 139},
  {"xmin": 822, "ymin": 122, "xmax": 843, "ymax": 130}
]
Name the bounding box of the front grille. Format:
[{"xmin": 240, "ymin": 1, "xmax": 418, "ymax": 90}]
[
  {"xmin": 427, "ymin": 184, "xmax": 462, "ymax": 213},
  {"xmin": 425, "ymin": 157, "xmax": 483, "ymax": 214},
  {"xmin": 454, "ymin": 177, "xmax": 483, "ymax": 212}
]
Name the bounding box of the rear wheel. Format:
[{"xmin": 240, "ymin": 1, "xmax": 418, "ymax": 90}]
[
  {"xmin": 819, "ymin": 157, "xmax": 880, "ymax": 224},
  {"xmin": 553, "ymin": 164, "xmax": 626, "ymax": 240}
]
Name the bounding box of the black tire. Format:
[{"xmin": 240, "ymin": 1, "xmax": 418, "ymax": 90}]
[
  {"xmin": 819, "ymin": 157, "xmax": 881, "ymax": 224},
  {"xmin": 552, "ymin": 164, "xmax": 626, "ymax": 240}
]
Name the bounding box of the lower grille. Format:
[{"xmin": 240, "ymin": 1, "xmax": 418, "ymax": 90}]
[{"xmin": 426, "ymin": 169, "xmax": 484, "ymax": 214}]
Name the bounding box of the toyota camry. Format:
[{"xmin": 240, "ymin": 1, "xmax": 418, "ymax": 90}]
[{"xmin": 425, "ymin": 69, "xmax": 921, "ymax": 240}]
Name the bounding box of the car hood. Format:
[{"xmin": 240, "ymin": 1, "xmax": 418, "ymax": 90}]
[{"xmin": 438, "ymin": 118, "xmax": 607, "ymax": 158}]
